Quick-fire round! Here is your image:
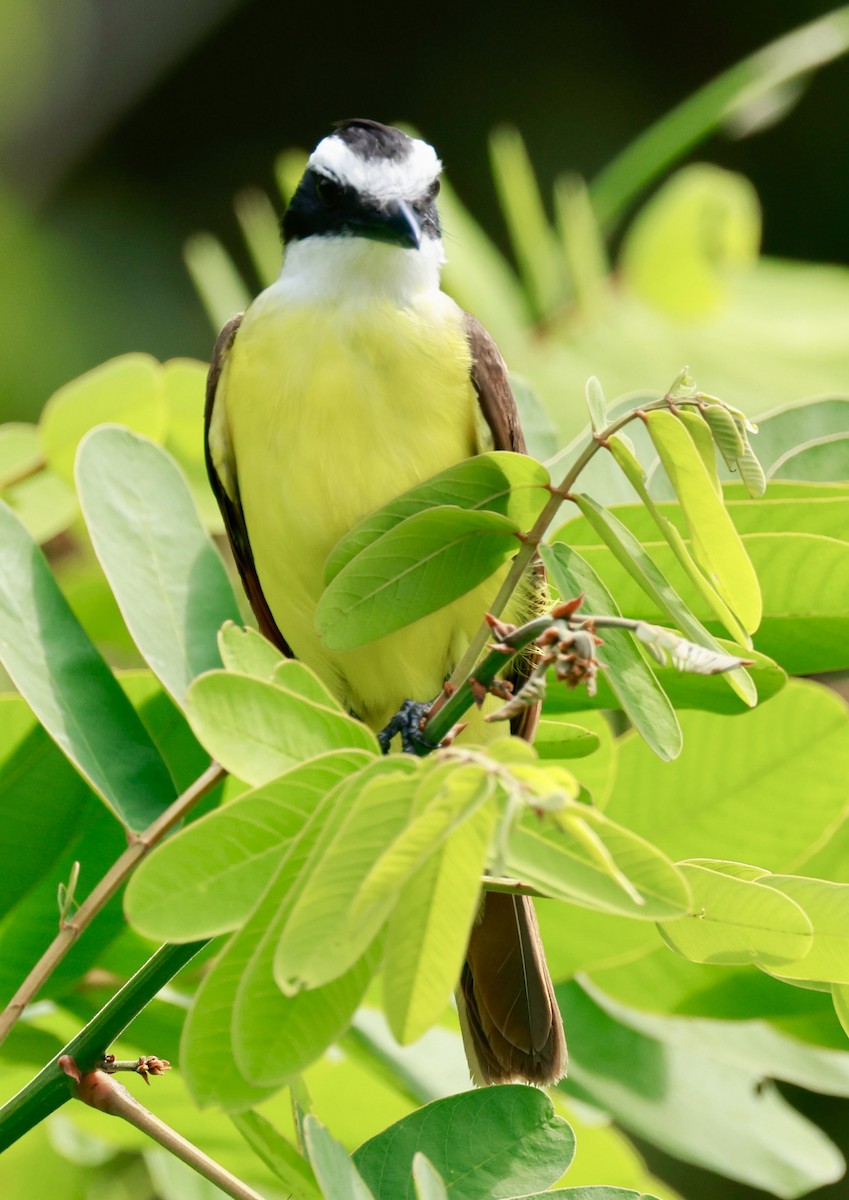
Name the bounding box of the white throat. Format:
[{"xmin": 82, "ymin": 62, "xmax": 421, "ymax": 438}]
[{"xmin": 278, "ymin": 235, "xmax": 445, "ymax": 307}]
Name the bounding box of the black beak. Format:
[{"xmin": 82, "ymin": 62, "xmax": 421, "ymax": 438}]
[{"xmin": 354, "ymin": 199, "xmax": 422, "ymax": 250}]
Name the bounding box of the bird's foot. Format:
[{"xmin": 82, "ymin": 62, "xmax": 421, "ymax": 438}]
[{"xmin": 377, "ymin": 699, "xmax": 433, "ymax": 755}]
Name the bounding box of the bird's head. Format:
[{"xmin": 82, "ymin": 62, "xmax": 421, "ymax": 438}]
[{"xmin": 281, "ymin": 121, "xmax": 445, "ymax": 293}]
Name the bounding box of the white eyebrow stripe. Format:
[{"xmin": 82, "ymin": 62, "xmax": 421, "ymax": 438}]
[{"xmin": 309, "ymin": 134, "xmax": 442, "ymax": 202}]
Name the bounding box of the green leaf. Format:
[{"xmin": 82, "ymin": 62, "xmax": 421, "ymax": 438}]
[
  {"xmin": 231, "ymin": 1110, "xmax": 322, "ymax": 1199},
  {"xmin": 0, "ymin": 502, "xmax": 176, "ymax": 830},
  {"xmin": 354, "ymin": 1086, "xmax": 575, "ymax": 1200},
  {"xmin": 560, "ymin": 980, "xmax": 845, "ymax": 1195},
  {"xmin": 39, "ymin": 354, "xmax": 167, "ymax": 483},
  {"xmin": 541, "ymin": 541, "xmax": 682, "ymax": 760},
  {"xmin": 125, "ymin": 750, "xmax": 373, "ymax": 941},
  {"xmin": 183, "ymin": 772, "xmax": 396, "ymax": 1103},
  {"xmin": 271, "ymin": 766, "xmax": 421, "ymax": 991},
  {"xmin": 657, "ymin": 862, "xmax": 813, "ymax": 967},
  {"xmin": 585, "ymin": 378, "xmax": 607, "ymax": 433},
  {"xmin": 555, "ymin": 521, "xmax": 849, "ymax": 675},
  {"xmin": 736, "ymin": 532, "xmax": 849, "ymax": 674},
  {"xmin": 271, "ymin": 660, "xmax": 348, "ymax": 710},
  {"xmin": 383, "ymin": 797, "xmax": 496, "ymax": 1045},
  {"xmin": 750, "ymin": 395, "xmax": 849, "ymax": 472},
  {"xmin": 581, "ymin": 977, "xmax": 849, "ymax": 1092},
  {"xmin": 676, "ymin": 409, "xmax": 722, "ymax": 495},
  {"xmin": 435, "ymin": 174, "xmax": 530, "ymax": 344},
  {"xmin": 180, "ymin": 939, "xmax": 285, "ymax": 1110},
  {"xmin": 234, "ymin": 904, "xmax": 378, "ymax": 1091},
  {"xmin": 0, "ymin": 423, "xmax": 41, "ymax": 487},
  {"xmin": 520, "ymin": 1191, "xmax": 660, "ymax": 1199},
  {"xmin": 700, "ymin": 403, "xmax": 747, "ymax": 469},
  {"xmin": 76, "ymin": 427, "xmax": 241, "ymax": 705},
  {"xmin": 218, "ymin": 621, "xmax": 287, "ymax": 680},
  {"xmin": 535, "ymin": 717, "xmax": 601, "ymax": 760},
  {"xmin": 605, "ymin": 680, "xmax": 849, "ymax": 870},
  {"xmin": 607, "ymin": 432, "xmax": 752, "ymax": 644},
  {"xmin": 769, "ymin": 432, "xmax": 849, "ymax": 483},
  {"xmin": 2, "ymin": 468, "xmax": 78, "ymax": 545},
  {"xmin": 561, "ymin": 497, "xmax": 757, "ymax": 703},
  {"xmin": 183, "ymin": 232, "xmax": 252, "ymax": 331},
  {"xmin": 758, "ymin": 877, "xmax": 849, "ymax": 985},
  {"xmin": 508, "ymin": 374, "xmax": 559, "ymax": 461},
  {"xmin": 351, "ymin": 765, "xmax": 493, "ymax": 930},
  {"xmin": 590, "ymin": 7, "xmax": 849, "ymax": 230},
  {"xmin": 324, "ymin": 453, "xmax": 548, "ymax": 585},
  {"xmin": 489, "ymin": 126, "xmax": 566, "ymax": 320},
  {"xmin": 184, "ymin": 670, "xmax": 378, "ymax": 785},
  {"xmin": 304, "ymin": 1116, "xmax": 376, "ymax": 1200},
  {"xmin": 506, "ymin": 803, "xmax": 690, "ymax": 920},
  {"xmin": 646, "ymin": 410, "xmax": 761, "ymax": 633},
  {"xmin": 619, "ymin": 165, "xmax": 760, "ymax": 318},
  {"xmin": 554, "ymin": 173, "xmax": 609, "ymax": 319},
  {"xmin": 234, "ymin": 187, "xmax": 284, "ymax": 288},
  {"xmin": 833, "ymin": 985, "xmax": 849, "ymax": 1041},
  {"xmin": 737, "ymin": 443, "xmax": 767, "ymax": 499},
  {"xmin": 564, "ymin": 494, "xmax": 849, "ymax": 546},
  {"xmin": 412, "ymin": 1154, "xmax": 448, "ymax": 1200},
  {"xmin": 317, "ymin": 507, "xmax": 520, "ymax": 652},
  {"xmin": 0, "ymin": 768, "xmax": 128, "ymax": 1007},
  {"xmin": 0, "ymin": 695, "xmax": 96, "ymax": 919}
]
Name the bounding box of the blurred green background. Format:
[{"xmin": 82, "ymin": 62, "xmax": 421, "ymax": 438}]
[{"xmin": 2, "ymin": 0, "xmax": 848, "ymax": 423}]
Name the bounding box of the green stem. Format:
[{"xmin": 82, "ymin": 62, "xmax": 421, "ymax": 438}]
[{"xmin": 0, "ymin": 939, "xmax": 208, "ymax": 1153}]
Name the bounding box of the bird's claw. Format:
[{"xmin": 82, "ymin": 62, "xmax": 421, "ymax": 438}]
[{"xmin": 377, "ymin": 699, "xmax": 434, "ymax": 755}]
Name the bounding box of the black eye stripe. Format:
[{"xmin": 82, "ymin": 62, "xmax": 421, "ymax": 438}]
[{"xmin": 315, "ymin": 175, "xmax": 342, "ymax": 207}]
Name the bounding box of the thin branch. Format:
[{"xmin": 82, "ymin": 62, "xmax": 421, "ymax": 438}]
[
  {"xmin": 61, "ymin": 1059, "xmax": 267, "ymax": 1200},
  {"xmin": 0, "ymin": 760, "xmax": 226, "ymax": 1047}
]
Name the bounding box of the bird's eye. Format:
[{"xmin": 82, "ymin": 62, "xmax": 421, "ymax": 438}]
[
  {"xmin": 429, "ymin": 179, "xmax": 441, "ymax": 198},
  {"xmin": 315, "ymin": 175, "xmax": 341, "ymax": 207}
]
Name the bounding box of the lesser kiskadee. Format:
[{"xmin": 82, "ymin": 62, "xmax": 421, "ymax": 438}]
[{"xmin": 205, "ymin": 119, "xmax": 566, "ymax": 1086}]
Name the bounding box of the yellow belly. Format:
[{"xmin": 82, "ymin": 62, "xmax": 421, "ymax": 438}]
[{"xmin": 222, "ymin": 290, "xmax": 505, "ymax": 729}]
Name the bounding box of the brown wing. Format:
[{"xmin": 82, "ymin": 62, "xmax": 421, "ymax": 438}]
[
  {"xmin": 464, "ymin": 312, "xmax": 543, "ymax": 743},
  {"xmin": 204, "ymin": 315, "xmax": 293, "ymax": 658}
]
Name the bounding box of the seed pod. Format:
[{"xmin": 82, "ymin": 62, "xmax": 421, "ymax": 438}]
[
  {"xmin": 737, "ymin": 443, "xmax": 767, "ymax": 498},
  {"xmin": 700, "ymin": 403, "xmax": 746, "ymax": 470}
]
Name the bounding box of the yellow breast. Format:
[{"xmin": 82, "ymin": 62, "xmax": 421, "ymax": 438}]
[{"xmin": 220, "ymin": 287, "xmax": 494, "ymax": 726}]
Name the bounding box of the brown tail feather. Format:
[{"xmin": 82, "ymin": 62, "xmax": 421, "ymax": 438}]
[{"xmin": 457, "ymin": 891, "xmax": 567, "ymax": 1086}]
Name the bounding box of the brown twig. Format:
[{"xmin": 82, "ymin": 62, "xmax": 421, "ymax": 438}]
[{"xmin": 60, "ymin": 1057, "xmax": 266, "ymax": 1200}]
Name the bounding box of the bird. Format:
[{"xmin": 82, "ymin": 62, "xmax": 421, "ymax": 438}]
[{"xmin": 204, "ymin": 118, "xmax": 566, "ymax": 1086}]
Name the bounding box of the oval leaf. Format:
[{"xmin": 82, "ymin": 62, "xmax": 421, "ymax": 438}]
[
  {"xmin": 759, "ymin": 876, "xmax": 849, "ymax": 985},
  {"xmin": 185, "ymin": 670, "xmax": 378, "ymax": 785},
  {"xmin": 317, "ymin": 506, "xmax": 520, "ymax": 652},
  {"xmin": 658, "ymin": 863, "xmax": 813, "ymax": 967},
  {"xmin": 0, "ymin": 502, "xmax": 176, "ymax": 830},
  {"xmin": 353, "ymin": 1086, "xmax": 575, "ymax": 1200},
  {"xmin": 77, "ymin": 427, "xmax": 241, "ymax": 705},
  {"xmin": 506, "ymin": 805, "xmax": 691, "ymax": 920},
  {"xmin": 325, "ymin": 452, "xmax": 549, "ymax": 584},
  {"xmin": 39, "ymin": 354, "xmax": 167, "ymax": 483},
  {"xmin": 125, "ymin": 749, "xmax": 373, "ymax": 941}
]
